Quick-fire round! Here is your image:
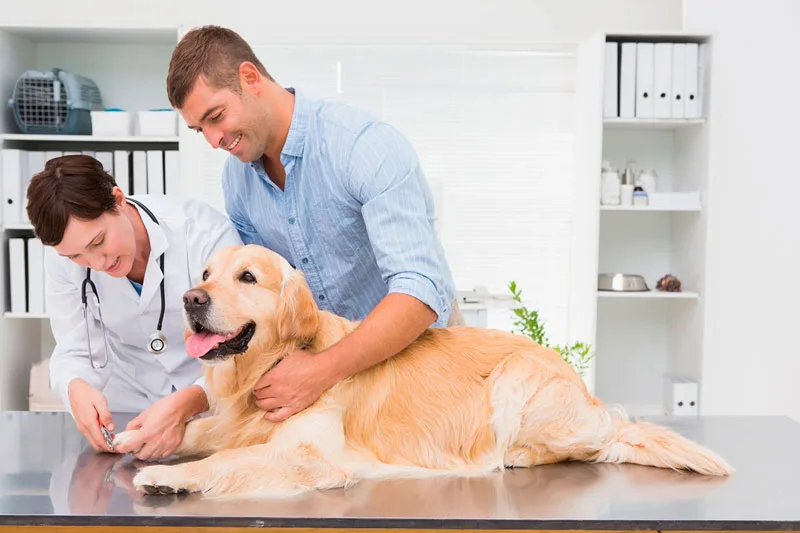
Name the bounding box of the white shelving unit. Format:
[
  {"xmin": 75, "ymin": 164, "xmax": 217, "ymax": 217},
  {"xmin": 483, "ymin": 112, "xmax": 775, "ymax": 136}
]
[
  {"xmin": 0, "ymin": 24, "xmax": 182, "ymax": 410},
  {"xmin": 570, "ymin": 31, "xmax": 712, "ymax": 417}
]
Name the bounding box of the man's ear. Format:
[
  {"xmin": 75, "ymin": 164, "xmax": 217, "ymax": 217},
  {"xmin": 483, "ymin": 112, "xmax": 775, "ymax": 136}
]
[{"xmin": 276, "ymin": 267, "xmax": 319, "ymax": 344}]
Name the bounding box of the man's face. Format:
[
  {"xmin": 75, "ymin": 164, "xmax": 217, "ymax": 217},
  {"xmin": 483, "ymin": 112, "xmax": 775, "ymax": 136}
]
[{"xmin": 179, "ymin": 76, "xmax": 268, "ymax": 163}]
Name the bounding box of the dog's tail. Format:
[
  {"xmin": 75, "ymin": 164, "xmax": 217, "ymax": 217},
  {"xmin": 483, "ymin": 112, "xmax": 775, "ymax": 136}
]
[{"xmin": 594, "ymin": 407, "xmax": 734, "ymax": 476}]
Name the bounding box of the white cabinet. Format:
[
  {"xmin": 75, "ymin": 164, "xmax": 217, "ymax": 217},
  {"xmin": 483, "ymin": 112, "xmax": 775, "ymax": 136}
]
[{"xmin": 572, "ymin": 32, "xmax": 713, "ymax": 415}]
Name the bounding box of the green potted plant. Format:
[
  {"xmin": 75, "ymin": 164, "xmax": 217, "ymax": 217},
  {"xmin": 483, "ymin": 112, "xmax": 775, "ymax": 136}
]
[{"xmin": 508, "ymin": 281, "xmax": 594, "ymax": 377}]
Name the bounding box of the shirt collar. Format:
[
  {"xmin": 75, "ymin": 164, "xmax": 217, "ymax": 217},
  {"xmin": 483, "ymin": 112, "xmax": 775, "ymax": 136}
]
[{"xmin": 281, "ymin": 87, "xmax": 308, "ymax": 159}]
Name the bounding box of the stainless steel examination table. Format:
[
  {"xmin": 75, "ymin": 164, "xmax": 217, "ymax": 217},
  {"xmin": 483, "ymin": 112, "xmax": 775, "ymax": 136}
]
[{"xmin": 0, "ymin": 410, "xmax": 798, "ymax": 532}]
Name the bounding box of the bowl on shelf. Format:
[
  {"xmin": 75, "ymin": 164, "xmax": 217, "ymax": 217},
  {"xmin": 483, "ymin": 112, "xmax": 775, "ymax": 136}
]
[{"xmin": 598, "ymin": 273, "xmax": 649, "ymax": 292}]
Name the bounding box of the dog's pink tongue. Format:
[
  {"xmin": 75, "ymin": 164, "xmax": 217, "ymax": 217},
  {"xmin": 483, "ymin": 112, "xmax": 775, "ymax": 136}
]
[{"xmin": 186, "ymin": 331, "xmax": 226, "ymax": 358}]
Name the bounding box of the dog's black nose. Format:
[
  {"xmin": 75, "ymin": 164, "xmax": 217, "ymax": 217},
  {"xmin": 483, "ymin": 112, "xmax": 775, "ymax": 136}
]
[{"xmin": 183, "ymin": 288, "xmax": 210, "ymax": 310}]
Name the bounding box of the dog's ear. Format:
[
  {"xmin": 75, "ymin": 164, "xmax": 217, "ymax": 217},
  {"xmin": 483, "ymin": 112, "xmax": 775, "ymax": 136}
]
[{"xmin": 276, "ymin": 267, "xmax": 319, "ymax": 344}]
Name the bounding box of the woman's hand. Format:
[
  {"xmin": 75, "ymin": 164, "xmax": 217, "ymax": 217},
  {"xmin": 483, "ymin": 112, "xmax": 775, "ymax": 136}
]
[
  {"xmin": 67, "ymin": 378, "xmax": 116, "ymax": 453},
  {"xmin": 113, "ymin": 385, "xmax": 207, "ymax": 461}
]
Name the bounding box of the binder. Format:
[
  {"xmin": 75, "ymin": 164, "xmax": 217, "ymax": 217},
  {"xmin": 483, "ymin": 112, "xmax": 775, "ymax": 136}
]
[
  {"xmin": 635, "ymin": 42, "xmax": 655, "ymax": 118},
  {"xmin": 146, "ymin": 150, "xmax": 164, "ymax": 195},
  {"xmin": 653, "ymin": 43, "xmax": 672, "ymax": 118},
  {"xmin": 684, "ymin": 43, "xmax": 700, "ymax": 118},
  {"xmin": 164, "ymin": 150, "xmax": 181, "ymax": 195},
  {"xmin": 2, "ymin": 149, "xmax": 27, "ymax": 227},
  {"xmin": 113, "ymin": 150, "xmax": 131, "ymax": 194},
  {"xmin": 94, "ymin": 151, "xmax": 114, "ymax": 176},
  {"xmin": 9, "ymin": 237, "xmax": 27, "ymax": 313},
  {"xmin": 619, "ymin": 42, "xmax": 637, "ymax": 119},
  {"xmin": 670, "ymin": 43, "xmax": 686, "ymax": 118},
  {"xmin": 24, "ymin": 151, "xmax": 46, "ymax": 223},
  {"xmin": 603, "ymin": 42, "xmax": 619, "ymax": 118},
  {"xmin": 26, "ymin": 237, "xmax": 44, "ymax": 314},
  {"xmin": 132, "ymin": 150, "xmax": 148, "ymax": 194}
]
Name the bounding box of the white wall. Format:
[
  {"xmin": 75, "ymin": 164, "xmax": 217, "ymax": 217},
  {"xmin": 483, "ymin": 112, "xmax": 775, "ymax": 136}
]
[
  {"xmin": 0, "ymin": 0, "xmax": 681, "ymax": 44},
  {"xmin": 684, "ymin": 0, "xmax": 800, "ymax": 421}
]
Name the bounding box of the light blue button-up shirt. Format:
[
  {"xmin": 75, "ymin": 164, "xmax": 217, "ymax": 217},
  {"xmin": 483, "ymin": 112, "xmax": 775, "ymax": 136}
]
[{"xmin": 221, "ymin": 88, "xmax": 456, "ymax": 327}]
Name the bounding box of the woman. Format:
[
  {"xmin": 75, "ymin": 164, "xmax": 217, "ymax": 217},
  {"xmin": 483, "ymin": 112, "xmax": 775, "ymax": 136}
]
[{"xmin": 26, "ymin": 154, "xmax": 243, "ymax": 460}]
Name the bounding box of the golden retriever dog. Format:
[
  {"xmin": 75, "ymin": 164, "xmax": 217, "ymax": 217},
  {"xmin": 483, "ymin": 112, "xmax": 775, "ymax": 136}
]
[{"xmin": 116, "ymin": 244, "xmax": 733, "ymax": 498}]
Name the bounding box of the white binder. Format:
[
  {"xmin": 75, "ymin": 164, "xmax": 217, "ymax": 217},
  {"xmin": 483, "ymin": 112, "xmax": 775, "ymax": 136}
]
[
  {"xmin": 2, "ymin": 149, "xmax": 27, "ymax": 227},
  {"xmin": 603, "ymin": 42, "xmax": 619, "ymax": 118},
  {"xmin": 9, "ymin": 237, "xmax": 27, "ymax": 313},
  {"xmin": 653, "ymin": 43, "xmax": 672, "ymax": 118},
  {"xmin": 146, "ymin": 150, "xmax": 164, "ymax": 195},
  {"xmin": 684, "ymin": 43, "xmax": 700, "ymax": 118},
  {"xmin": 94, "ymin": 151, "xmax": 114, "ymax": 176},
  {"xmin": 164, "ymin": 150, "xmax": 181, "ymax": 195},
  {"xmin": 619, "ymin": 42, "xmax": 637, "ymax": 118},
  {"xmin": 670, "ymin": 43, "xmax": 686, "ymax": 118},
  {"xmin": 132, "ymin": 150, "xmax": 148, "ymax": 194},
  {"xmin": 635, "ymin": 42, "xmax": 655, "ymax": 118},
  {"xmin": 113, "ymin": 150, "xmax": 131, "ymax": 194},
  {"xmin": 26, "ymin": 237, "xmax": 44, "ymax": 314},
  {"xmin": 24, "ymin": 151, "xmax": 46, "ymax": 223}
]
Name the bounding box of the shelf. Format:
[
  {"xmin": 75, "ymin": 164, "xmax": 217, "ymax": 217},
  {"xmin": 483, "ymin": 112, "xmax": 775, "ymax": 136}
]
[
  {"xmin": 3, "ymin": 224, "xmax": 33, "ymax": 231},
  {"xmin": 4, "ymin": 312, "xmax": 48, "ymax": 319},
  {"xmin": 0, "ymin": 134, "xmax": 179, "ymax": 143},
  {"xmin": 597, "ymin": 290, "xmax": 699, "ymax": 300},
  {"xmin": 0, "ymin": 25, "xmax": 179, "ymax": 45},
  {"xmin": 600, "ymin": 204, "xmax": 701, "ymax": 212},
  {"xmin": 603, "ymin": 118, "xmax": 705, "ymax": 130}
]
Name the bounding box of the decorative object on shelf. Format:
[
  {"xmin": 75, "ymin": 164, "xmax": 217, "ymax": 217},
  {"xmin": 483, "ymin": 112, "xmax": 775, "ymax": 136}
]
[
  {"xmin": 600, "ymin": 159, "xmax": 621, "ymax": 206},
  {"xmin": 656, "ymin": 273, "xmax": 682, "ymax": 292},
  {"xmin": 597, "ymin": 272, "xmax": 649, "ymax": 292},
  {"xmin": 508, "ymin": 281, "xmax": 593, "ymax": 377},
  {"xmin": 632, "ymin": 185, "xmax": 648, "ymax": 206},
  {"xmin": 8, "ymin": 68, "xmax": 103, "ymax": 135}
]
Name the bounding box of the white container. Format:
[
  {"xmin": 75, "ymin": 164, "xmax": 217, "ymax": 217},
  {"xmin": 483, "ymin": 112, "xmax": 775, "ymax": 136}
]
[
  {"xmin": 620, "ymin": 184, "xmax": 634, "ymax": 205},
  {"xmin": 137, "ymin": 109, "xmax": 177, "ymax": 137},
  {"xmin": 600, "ymin": 160, "xmax": 621, "ymax": 205},
  {"xmin": 90, "ymin": 110, "xmax": 133, "ymax": 137}
]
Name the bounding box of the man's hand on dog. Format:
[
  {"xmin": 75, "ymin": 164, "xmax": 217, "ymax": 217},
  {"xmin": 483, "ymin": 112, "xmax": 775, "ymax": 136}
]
[
  {"xmin": 253, "ymin": 348, "xmax": 337, "ymax": 422},
  {"xmin": 113, "ymin": 394, "xmax": 186, "ymax": 461}
]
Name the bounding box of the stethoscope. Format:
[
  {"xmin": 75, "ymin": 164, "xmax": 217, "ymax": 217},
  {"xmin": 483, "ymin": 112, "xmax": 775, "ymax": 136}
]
[{"xmin": 81, "ymin": 198, "xmax": 167, "ymax": 369}]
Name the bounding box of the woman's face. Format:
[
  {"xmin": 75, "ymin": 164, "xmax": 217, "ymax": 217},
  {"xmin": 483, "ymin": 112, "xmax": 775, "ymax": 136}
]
[{"xmin": 53, "ymin": 190, "xmax": 137, "ymax": 278}]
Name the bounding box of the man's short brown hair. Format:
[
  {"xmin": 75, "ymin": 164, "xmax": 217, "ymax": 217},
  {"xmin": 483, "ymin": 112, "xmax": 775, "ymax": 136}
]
[
  {"xmin": 167, "ymin": 25, "xmax": 272, "ymax": 109},
  {"xmin": 26, "ymin": 155, "xmax": 119, "ymax": 246}
]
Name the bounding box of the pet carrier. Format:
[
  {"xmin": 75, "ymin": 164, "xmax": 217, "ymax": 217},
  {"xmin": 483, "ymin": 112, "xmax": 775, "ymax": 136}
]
[{"xmin": 7, "ymin": 68, "xmax": 103, "ymax": 135}]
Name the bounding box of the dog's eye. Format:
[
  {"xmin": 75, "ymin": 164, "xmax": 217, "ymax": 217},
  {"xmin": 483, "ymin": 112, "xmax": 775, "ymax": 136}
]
[
  {"xmin": 202, "ymin": 269, "xmax": 210, "ymax": 281},
  {"xmin": 239, "ymin": 271, "xmax": 256, "ymax": 284}
]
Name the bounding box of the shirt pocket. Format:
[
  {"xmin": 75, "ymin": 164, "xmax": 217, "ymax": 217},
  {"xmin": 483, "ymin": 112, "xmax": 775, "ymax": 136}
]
[{"xmin": 310, "ymin": 202, "xmax": 366, "ymax": 258}]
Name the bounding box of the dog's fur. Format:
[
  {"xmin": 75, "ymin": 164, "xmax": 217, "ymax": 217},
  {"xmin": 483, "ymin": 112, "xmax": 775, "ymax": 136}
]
[{"xmin": 116, "ymin": 244, "xmax": 733, "ymax": 498}]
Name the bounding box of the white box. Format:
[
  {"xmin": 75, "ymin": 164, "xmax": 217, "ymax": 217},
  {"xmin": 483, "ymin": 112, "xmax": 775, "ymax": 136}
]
[
  {"xmin": 91, "ymin": 111, "xmax": 133, "ymax": 137},
  {"xmin": 664, "ymin": 374, "xmax": 699, "ymax": 416},
  {"xmin": 137, "ymin": 110, "xmax": 177, "ymax": 137}
]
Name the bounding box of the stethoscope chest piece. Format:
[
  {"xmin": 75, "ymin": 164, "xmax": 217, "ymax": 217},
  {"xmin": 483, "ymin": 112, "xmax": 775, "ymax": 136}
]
[{"xmin": 147, "ymin": 331, "xmax": 167, "ymax": 355}]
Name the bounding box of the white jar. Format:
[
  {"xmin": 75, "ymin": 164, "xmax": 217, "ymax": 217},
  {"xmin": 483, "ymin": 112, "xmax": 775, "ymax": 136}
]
[
  {"xmin": 636, "ymin": 169, "xmax": 658, "ymax": 195},
  {"xmin": 600, "ymin": 160, "xmax": 621, "ymax": 205}
]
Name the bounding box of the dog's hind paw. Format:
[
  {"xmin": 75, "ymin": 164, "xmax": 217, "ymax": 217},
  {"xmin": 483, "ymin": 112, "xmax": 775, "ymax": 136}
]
[{"xmin": 133, "ymin": 464, "xmax": 201, "ymax": 495}]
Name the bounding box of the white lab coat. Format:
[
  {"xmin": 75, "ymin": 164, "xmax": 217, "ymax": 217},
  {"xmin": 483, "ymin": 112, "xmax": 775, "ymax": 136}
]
[{"xmin": 44, "ymin": 195, "xmax": 244, "ymax": 416}]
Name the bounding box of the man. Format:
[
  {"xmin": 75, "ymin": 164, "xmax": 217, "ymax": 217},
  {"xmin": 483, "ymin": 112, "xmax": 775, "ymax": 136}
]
[{"xmin": 166, "ymin": 25, "xmax": 463, "ymax": 423}]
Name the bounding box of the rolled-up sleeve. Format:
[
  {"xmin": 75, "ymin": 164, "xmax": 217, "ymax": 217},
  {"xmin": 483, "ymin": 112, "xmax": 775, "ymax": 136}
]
[
  {"xmin": 348, "ymin": 122, "xmax": 451, "ymax": 326},
  {"xmin": 44, "ymin": 248, "xmax": 113, "ymax": 416}
]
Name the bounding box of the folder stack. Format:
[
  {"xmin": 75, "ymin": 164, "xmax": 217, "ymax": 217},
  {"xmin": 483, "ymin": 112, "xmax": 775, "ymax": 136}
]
[{"xmin": 603, "ymin": 40, "xmax": 705, "ymax": 120}]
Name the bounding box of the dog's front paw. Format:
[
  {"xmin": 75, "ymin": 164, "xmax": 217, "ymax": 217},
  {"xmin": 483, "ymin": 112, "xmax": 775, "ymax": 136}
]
[
  {"xmin": 111, "ymin": 429, "xmax": 140, "ymax": 451},
  {"xmin": 133, "ymin": 464, "xmax": 202, "ymax": 495}
]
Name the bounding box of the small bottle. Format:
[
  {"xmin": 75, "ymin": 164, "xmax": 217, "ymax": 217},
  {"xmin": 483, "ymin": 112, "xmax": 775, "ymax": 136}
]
[
  {"xmin": 600, "ymin": 160, "xmax": 621, "ymax": 205},
  {"xmin": 632, "ymin": 186, "xmax": 649, "ymax": 206}
]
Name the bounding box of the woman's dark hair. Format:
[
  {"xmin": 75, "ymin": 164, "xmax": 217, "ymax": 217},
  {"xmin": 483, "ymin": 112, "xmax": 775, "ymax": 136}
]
[{"xmin": 26, "ymin": 154, "xmax": 119, "ymax": 246}]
